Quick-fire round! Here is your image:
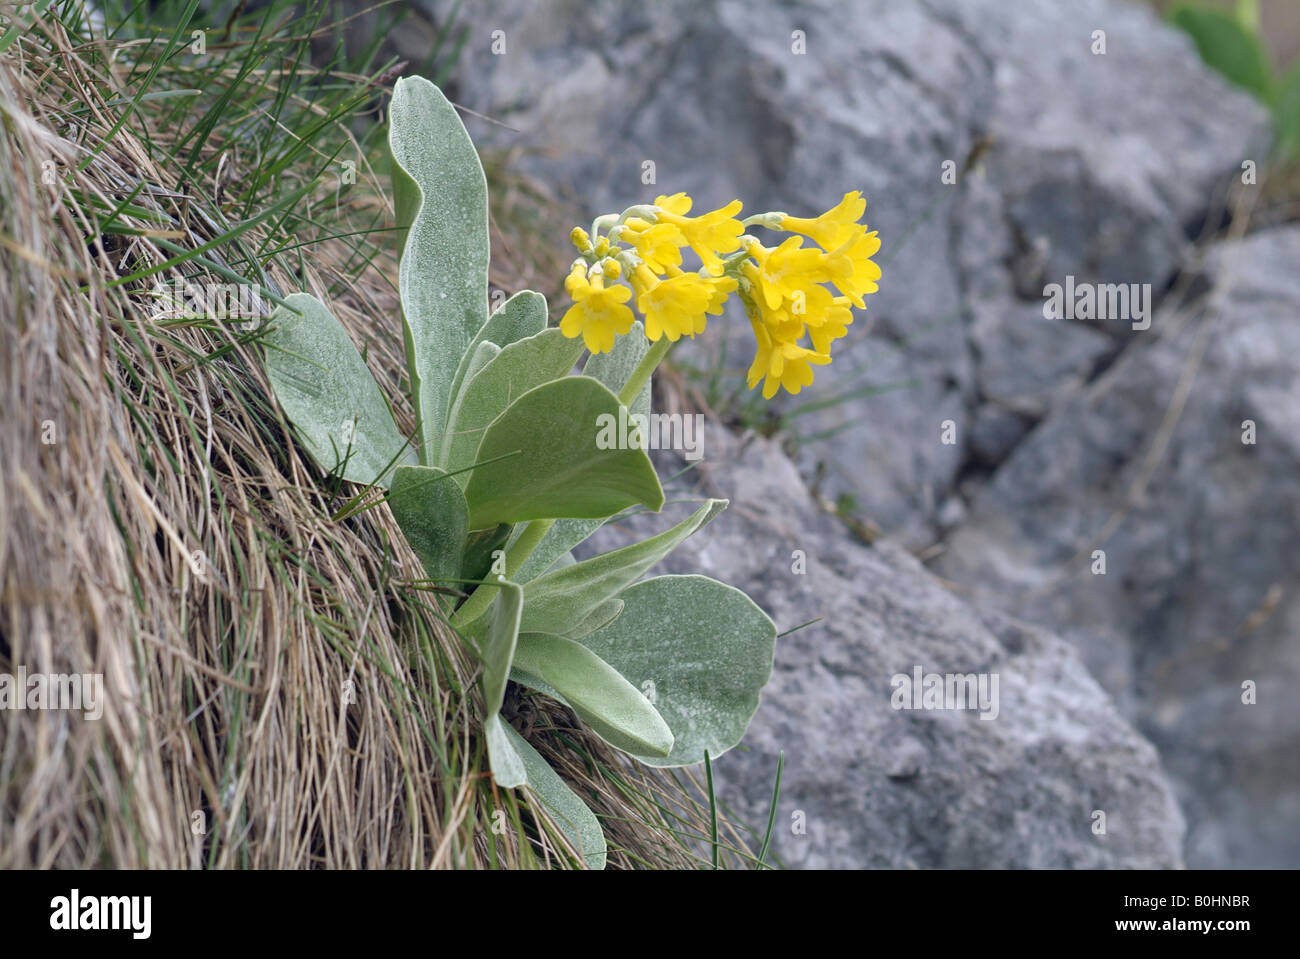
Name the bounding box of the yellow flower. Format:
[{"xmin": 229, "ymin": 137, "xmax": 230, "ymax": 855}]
[
  {"xmin": 628, "ymin": 262, "xmax": 660, "ymax": 303},
  {"xmin": 749, "ymin": 236, "xmax": 846, "ymax": 310},
  {"xmin": 560, "ymin": 266, "xmax": 634, "ymax": 354},
  {"xmin": 745, "ymin": 315, "xmax": 831, "ymax": 399},
  {"xmin": 826, "ymin": 230, "xmax": 882, "ymax": 306},
  {"xmin": 740, "ymin": 262, "xmax": 795, "ymax": 325},
  {"xmin": 743, "ymin": 284, "xmax": 789, "ymax": 329},
  {"xmin": 636, "ymin": 270, "xmax": 716, "ymax": 342},
  {"xmin": 559, "ymin": 188, "xmax": 878, "ymax": 395},
  {"xmin": 667, "ymin": 265, "xmax": 738, "ymax": 333},
  {"xmin": 654, "ymin": 197, "xmax": 744, "ymax": 275},
  {"xmin": 777, "ymin": 192, "xmax": 880, "ymax": 306},
  {"xmin": 563, "ymin": 260, "xmax": 588, "ymax": 296},
  {"xmin": 653, "ymin": 192, "xmax": 694, "ymax": 217},
  {"xmin": 624, "ymin": 222, "xmax": 685, "ymax": 274},
  {"xmin": 779, "ymin": 191, "xmax": 867, "ymax": 250},
  {"xmin": 801, "ymin": 290, "xmax": 854, "ymax": 354},
  {"xmin": 703, "ymin": 272, "xmax": 738, "ymax": 317}
]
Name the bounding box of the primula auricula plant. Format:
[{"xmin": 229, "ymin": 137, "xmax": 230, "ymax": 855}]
[{"xmin": 259, "ymin": 77, "xmax": 880, "ymax": 869}]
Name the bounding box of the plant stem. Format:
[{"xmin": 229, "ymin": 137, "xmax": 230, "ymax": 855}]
[
  {"xmin": 450, "ymin": 517, "xmax": 554, "ymax": 629},
  {"xmin": 504, "ymin": 517, "xmax": 553, "ymax": 577},
  {"xmin": 619, "ymin": 337, "xmax": 671, "ymax": 406},
  {"xmin": 449, "ymin": 581, "xmax": 493, "ymax": 631}
]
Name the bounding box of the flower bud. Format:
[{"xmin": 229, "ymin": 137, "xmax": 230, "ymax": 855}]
[{"xmin": 570, "ymin": 227, "xmax": 593, "ymax": 253}]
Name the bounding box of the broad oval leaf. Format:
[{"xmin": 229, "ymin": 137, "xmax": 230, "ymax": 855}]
[
  {"xmin": 519, "ymin": 498, "xmax": 726, "ymax": 635},
  {"xmin": 389, "ymin": 76, "xmax": 490, "ymax": 458},
  {"xmin": 264, "ymin": 292, "xmax": 414, "ymax": 487},
  {"xmin": 506, "ymin": 325, "xmax": 656, "ymax": 580},
  {"xmin": 462, "ymin": 377, "xmax": 664, "ymax": 528},
  {"xmin": 511, "ymin": 632, "xmax": 673, "ymax": 758},
  {"xmin": 443, "ymin": 328, "xmax": 584, "ymax": 479},
  {"xmin": 386, "ymin": 465, "xmax": 468, "ymax": 585},
  {"xmin": 449, "ymin": 290, "xmax": 548, "ymax": 411},
  {"xmin": 438, "ymin": 340, "xmax": 498, "ymax": 470},
  {"xmin": 578, "ymin": 575, "xmax": 776, "ymax": 767}
]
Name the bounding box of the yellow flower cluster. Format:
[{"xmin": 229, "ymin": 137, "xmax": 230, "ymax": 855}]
[{"xmin": 559, "ymin": 191, "xmax": 880, "ymax": 398}]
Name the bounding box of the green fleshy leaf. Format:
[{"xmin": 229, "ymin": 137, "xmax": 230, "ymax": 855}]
[
  {"xmin": 478, "ymin": 576, "xmax": 525, "ymax": 786},
  {"xmin": 578, "ymin": 575, "xmax": 776, "ymax": 767},
  {"xmin": 506, "ymin": 325, "xmax": 656, "ymax": 581},
  {"xmin": 443, "ymin": 328, "xmax": 584, "ymax": 479},
  {"xmin": 519, "ymin": 499, "xmax": 726, "ymax": 635},
  {"xmin": 563, "ymin": 597, "xmax": 624, "ymax": 640},
  {"xmin": 443, "ymin": 338, "xmax": 499, "ymax": 470},
  {"xmin": 386, "ymin": 465, "xmax": 468, "ymax": 584},
  {"xmin": 449, "ymin": 290, "xmax": 548, "ymax": 414},
  {"xmin": 484, "ymin": 714, "xmax": 526, "ymax": 789},
  {"xmin": 479, "ymin": 577, "xmax": 523, "ymax": 717},
  {"xmin": 389, "ymin": 76, "xmax": 490, "ymax": 459},
  {"xmin": 512, "ymin": 518, "xmax": 607, "ymax": 583},
  {"xmin": 263, "ymin": 292, "xmax": 415, "ymax": 487},
  {"xmin": 511, "ymin": 632, "xmax": 673, "ymax": 758},
  {"xmin": 462, "ymin": 377, "xmax": 664, "ymax": 528},
  {"xmin": 459, "ymin": 340, "xmax": 501, "ymax": 395},
  {"xmin": 499, "ymin": 722, "xmax": 606, "ymax": 869},
  {"xmin": 547, "ymin": 551, "xmax": 578, "ymax": 571},
  {"xmin": 1274, "ymin": 60, "xmax": 1300, "ymax": 160},
  {"xmin": 1169, "ymin": 5, "xmax": 1273, "ymax": 100}
]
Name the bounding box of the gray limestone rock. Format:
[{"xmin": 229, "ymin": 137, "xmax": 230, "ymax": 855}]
[
  {"xmin": 580, "ymin": 430, "xmax": 1187, "ymax": 868},
  {"xmin": 936, "ymin": 227, "xmax": 1300, "ymax": 868}
]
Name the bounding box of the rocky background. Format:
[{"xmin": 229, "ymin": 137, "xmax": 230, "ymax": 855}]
[{"xmin": 412, "ymin": 0, "xmax": 1292, "ymax": 869}]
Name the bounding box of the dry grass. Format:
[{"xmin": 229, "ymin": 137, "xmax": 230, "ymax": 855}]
[{"xmin": 0, "ymin": 3, "xmax": 751, "ymax": 869}]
